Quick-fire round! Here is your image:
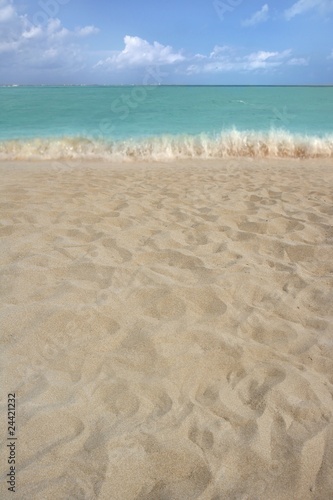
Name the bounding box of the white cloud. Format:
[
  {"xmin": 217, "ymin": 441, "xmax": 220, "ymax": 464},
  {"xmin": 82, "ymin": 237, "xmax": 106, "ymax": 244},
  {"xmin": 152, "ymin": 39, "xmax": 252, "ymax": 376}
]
[
  {"xmin": 95, "ymin": 35, "xmax": 184, "ymax": 69},
  {"xmin": 242, "ymin": 4, "xmax": 270, "ymax": 27},
  {"xmin": 285, "ymin": 0, "xmax": 333, "ymax": 20},
  {"xmin": 245, "ymin": 50, "xmax": 280, "ymax": 69},
  {"xmin": 209, "ymin": 45, "xmax": 231, "ymax": 58},
  {"xmin": 45, "ymin": 18, "xmax": 69, "ymax": 39},
  {"xmin": 0, "ymin": 0, "xmax": 15, "ymax": 22},
  {"xmin": 22, "ymin": 25, "xmax": 43, "ymax": 40},
  {"xmin": 287, "ymin": 57, "xmax": 309, "ymax": 65},
  {"xmin": 186, "ymin": 48, "xmax": 294, "ymax": 74},
  {"xmin": 0, "ymin": 39, "xmax": 19, "ymax": 53},
  {"xmin": 328, "ymin": 49, "xmax": 333, "ymax": 59},
  {"xmin": 76, "ymin": 26, "xmax": 100, "ymax": 37}
]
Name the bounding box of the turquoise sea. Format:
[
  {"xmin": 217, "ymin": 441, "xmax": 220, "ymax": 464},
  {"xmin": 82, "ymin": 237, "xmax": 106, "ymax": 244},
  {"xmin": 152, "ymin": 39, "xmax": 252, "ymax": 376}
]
[{"xmin": 0, "ymin": 85, "xmax": 332, "ymax": 160}]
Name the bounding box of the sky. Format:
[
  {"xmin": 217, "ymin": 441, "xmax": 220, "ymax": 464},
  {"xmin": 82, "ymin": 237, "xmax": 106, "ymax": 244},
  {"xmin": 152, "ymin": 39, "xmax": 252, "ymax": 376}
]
[{"xmin": 0, "ymin": 0, "xmax": 332, "ymax": 84}]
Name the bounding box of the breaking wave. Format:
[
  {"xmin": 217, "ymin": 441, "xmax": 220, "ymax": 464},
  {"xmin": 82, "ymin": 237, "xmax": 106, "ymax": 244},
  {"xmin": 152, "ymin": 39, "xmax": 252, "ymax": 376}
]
[{"xmin": 1, "ymin": 129, "xmax": 332, "ymax": 161}]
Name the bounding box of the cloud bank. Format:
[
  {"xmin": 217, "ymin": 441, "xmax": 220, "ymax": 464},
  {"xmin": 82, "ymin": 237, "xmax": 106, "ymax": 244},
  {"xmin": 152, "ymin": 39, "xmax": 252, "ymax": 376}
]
[
  {"xmin": 0, "ymin": 0, "xmax": 323, "ymax": 83},
  {"xmin": 0, "ymin": 0, "xmax": 98, "ymax": 73},
  {"xmin": 185, "ymin": 48, "xmax": 298, "ymax": 74}
]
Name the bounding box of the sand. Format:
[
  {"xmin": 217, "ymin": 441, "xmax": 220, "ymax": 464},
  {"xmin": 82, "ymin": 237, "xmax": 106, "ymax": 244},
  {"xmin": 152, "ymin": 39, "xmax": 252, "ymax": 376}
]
[{"xmin": 0, "ymin": 158, "xmax": 333, "ymax": 500}]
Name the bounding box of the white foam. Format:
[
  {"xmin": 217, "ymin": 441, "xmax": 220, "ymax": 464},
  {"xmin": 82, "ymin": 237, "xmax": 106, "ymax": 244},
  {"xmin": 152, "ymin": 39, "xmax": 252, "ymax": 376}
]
[{"xmin": 0, "ymin": 129, "xmax": 332, "ymax": 161}]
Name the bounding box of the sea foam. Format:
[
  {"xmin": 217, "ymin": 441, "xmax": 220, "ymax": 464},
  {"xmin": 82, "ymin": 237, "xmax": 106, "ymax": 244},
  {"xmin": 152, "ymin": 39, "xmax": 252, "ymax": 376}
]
[{"xmin": 1, "ymin": 130, "xmax": 332, "ymax": 161}]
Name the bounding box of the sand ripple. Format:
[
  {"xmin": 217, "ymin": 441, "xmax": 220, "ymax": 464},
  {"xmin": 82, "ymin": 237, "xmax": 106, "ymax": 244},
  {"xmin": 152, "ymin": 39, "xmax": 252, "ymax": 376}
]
[{"xmin": 1, "ymin": 158, "xmax": 333, "ymax": 499}]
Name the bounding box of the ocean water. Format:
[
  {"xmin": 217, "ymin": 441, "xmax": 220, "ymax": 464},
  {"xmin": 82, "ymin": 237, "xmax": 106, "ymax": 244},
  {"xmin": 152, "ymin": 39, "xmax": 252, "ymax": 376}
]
[{"xmin": 0, "ymin": 85, "xmax": 332, "ymax": 160}]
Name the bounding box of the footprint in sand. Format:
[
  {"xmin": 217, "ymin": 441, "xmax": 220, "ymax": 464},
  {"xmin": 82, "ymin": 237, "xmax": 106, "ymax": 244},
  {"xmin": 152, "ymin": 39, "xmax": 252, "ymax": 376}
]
[
  {"xmin": 127, "ymin": 286, "xmax": 187, "ymax": 320},
  {"xmin": 237, "ymin": 365, "xmax": 286, "ymax": 414},
  {"xmin": 189, "ymin": 426, "xmax": 214, "ymax": 451}
]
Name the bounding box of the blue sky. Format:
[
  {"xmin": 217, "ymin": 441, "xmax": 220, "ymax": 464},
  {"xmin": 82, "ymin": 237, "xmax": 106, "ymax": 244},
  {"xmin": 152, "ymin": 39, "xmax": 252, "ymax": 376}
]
[{"xmin": 0, "ymin": 0, "xmax": 332, "ymax": 84}]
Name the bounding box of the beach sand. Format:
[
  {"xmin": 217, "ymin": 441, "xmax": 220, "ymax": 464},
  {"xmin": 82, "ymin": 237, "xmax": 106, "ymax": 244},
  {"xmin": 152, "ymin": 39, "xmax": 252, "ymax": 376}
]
[{"xmin": 1, "ymin": 158, "xmax": 333, "ymax": 499}]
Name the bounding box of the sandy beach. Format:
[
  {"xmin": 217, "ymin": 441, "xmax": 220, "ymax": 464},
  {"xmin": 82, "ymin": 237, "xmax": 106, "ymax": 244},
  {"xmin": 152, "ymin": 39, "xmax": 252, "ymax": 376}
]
[{"xmin": 1, "ymin": 158, "xmax": 333, "ymax": 499}]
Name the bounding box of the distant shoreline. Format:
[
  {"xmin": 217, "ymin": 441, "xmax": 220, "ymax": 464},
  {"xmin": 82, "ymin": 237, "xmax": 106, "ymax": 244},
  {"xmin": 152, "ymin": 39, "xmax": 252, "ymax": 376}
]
[{"xmin": 1, "ymin": 84, "xmax": 333, "ymax": 88}]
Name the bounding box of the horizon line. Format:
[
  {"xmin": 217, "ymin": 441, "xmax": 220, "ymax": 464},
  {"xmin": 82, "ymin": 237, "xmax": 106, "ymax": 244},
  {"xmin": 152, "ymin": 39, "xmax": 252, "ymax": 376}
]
[{"xmin": 1, "ymin": 84, "xmax": 333, "ymax": 88}]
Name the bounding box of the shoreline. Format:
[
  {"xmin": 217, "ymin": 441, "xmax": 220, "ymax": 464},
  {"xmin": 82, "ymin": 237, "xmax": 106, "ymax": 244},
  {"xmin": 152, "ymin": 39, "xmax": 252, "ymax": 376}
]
[{"xmin": 1, "ymin": 155, "xmax": 332, "ymax": 167}]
